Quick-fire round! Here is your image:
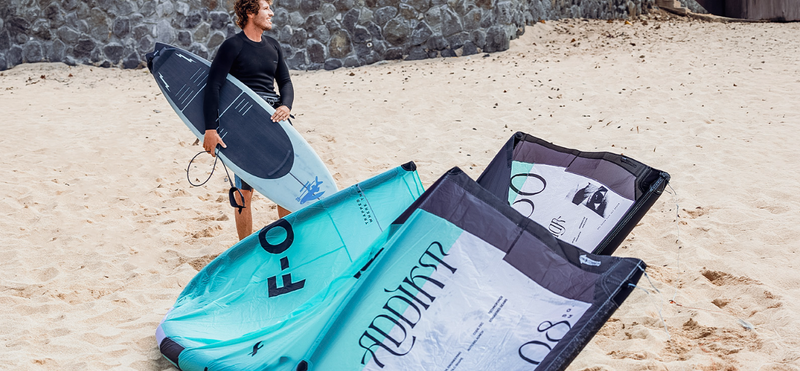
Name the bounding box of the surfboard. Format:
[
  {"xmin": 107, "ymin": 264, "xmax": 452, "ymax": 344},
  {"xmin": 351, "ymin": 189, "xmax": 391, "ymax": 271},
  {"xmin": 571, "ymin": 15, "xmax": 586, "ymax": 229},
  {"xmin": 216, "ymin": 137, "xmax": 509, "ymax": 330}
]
[{"xmin": 146, "ymin": 42, "xmax": 337, "ymax": 212}]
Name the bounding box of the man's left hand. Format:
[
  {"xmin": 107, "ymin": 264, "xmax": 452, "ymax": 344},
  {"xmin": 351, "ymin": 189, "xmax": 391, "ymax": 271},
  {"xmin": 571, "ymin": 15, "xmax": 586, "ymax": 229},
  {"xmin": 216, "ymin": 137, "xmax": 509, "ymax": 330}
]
[{"xmin": 271, "ymin": 105, "xmax": 291, "ymax": 122}]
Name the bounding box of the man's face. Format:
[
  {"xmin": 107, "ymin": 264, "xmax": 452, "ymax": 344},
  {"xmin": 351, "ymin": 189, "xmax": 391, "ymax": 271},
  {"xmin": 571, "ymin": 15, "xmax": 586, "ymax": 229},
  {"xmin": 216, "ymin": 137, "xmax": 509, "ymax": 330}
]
[{"xmin": 249, "ymin": 0, "xmax": 274, "ymax": 31}]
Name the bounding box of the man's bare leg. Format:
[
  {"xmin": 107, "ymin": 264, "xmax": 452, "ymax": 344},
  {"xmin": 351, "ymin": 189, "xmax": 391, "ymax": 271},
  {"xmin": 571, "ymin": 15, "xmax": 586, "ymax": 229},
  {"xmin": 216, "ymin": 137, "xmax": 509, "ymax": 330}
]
[{"xmin": 234, "ymin": 188, "xmax": 254, "ymax": 240}]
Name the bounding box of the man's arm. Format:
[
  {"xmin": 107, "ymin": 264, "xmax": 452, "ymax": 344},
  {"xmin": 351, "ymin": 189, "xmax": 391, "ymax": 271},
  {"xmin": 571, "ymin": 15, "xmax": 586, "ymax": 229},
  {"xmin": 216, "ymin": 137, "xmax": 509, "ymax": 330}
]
[
  {"xmin": 272, "ymin": 40, "xmax": 294, "ymax": 123},
  {"xmin": 203, "ymin": 39, "xmax": 240, "ymax": 155}
]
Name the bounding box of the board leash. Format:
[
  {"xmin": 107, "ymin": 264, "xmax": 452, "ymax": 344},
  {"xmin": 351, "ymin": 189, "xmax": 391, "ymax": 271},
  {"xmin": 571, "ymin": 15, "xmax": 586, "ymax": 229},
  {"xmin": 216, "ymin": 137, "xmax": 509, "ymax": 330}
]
[{"xmin": 186, "ymin": 148, "xmax": 246, "ymax": 213}]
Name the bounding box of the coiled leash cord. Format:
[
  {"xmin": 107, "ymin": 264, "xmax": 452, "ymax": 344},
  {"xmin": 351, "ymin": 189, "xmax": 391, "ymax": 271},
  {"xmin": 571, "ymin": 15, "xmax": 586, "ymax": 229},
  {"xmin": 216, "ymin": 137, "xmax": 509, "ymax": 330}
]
[{"xmin": 186, "ymin": 149, "xmax": 246, "ymax": 213}]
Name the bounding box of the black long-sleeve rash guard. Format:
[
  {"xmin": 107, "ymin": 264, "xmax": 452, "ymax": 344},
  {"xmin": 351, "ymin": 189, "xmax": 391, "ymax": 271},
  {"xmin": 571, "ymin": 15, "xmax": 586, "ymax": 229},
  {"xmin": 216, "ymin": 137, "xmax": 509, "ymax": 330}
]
[{"xmin": 203, "ymin": 32, "xmax": 294, "ymax": 131}]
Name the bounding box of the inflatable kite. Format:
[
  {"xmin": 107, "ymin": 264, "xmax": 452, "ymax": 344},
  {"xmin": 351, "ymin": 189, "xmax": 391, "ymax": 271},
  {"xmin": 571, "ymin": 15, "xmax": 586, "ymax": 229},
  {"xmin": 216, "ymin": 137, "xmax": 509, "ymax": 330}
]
[
  {"xmin": 157, "ymin": 163, "xmax": 424, "ymax": 370},
  {"xmin": 477, "ymin": 132, "xmax": 670, "ymax": 255},
  {"xmin": 157, "ymin": 161, "xmax": 652, "ymax": 370}
]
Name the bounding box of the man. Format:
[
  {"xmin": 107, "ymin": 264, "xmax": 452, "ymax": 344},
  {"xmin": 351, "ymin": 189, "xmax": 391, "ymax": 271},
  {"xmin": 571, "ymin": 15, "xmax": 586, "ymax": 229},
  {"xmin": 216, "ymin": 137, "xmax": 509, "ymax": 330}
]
[{"xmin": 202, "ymin": 0, "xmax": 293, "ymax": 240}]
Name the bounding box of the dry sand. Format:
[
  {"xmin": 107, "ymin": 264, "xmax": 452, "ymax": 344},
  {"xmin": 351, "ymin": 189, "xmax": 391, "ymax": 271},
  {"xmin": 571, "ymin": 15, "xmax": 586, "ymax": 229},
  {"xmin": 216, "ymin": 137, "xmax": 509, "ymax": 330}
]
[{"xmin": 1, "ymin": 13, "xmax": 799, "ymax": 370}]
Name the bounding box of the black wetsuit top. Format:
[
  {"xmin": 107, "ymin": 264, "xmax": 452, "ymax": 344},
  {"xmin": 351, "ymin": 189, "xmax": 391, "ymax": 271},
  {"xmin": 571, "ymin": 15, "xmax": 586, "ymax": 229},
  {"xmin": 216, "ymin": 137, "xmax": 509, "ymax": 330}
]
[{"xmin": 203, "ymin": 32, "xmax": 294, "ymax": 131}]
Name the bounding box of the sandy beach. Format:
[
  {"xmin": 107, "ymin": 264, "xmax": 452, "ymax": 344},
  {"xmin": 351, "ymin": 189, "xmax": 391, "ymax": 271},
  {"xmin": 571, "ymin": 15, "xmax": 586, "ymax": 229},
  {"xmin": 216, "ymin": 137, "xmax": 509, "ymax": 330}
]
[{"xmin": 1, "ymin": 12, "xmax": 799, "ymax": 370}]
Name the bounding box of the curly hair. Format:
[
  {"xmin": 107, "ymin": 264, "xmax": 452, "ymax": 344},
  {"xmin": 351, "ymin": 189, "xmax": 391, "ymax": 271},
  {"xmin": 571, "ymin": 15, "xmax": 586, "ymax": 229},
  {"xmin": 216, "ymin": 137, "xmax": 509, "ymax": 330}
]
[{"xmin": 234, "ymin": 0, "xmax": 272, "ymax": 29}]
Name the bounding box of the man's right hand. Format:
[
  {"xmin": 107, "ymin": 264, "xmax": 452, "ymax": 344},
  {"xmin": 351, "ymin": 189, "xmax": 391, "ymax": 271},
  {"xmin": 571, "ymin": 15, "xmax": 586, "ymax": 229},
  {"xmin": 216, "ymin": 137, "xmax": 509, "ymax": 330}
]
[{"xmin": 203, "ymin": 129, "xmax": 227, "ymax": 157}]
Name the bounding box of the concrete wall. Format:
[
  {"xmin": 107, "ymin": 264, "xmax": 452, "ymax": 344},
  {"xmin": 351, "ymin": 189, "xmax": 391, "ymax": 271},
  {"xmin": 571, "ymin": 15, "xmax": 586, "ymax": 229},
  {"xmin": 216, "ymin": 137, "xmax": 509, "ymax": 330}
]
[{"xmin": 0, "ymin": 0, "xmax": 661, "ymax": 72}]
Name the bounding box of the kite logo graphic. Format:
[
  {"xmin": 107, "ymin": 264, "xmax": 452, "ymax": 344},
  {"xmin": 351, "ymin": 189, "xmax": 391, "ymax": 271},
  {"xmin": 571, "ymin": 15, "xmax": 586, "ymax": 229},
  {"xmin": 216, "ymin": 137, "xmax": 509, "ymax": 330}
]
[
  {"xmin": 249, "ymin": 341, "xmax": 264, "ymax": 356},
  {"xmin": 176, "ymin": 53, "xmax": 195, "ymax": 63},
  {"xmin": 296, "ymin": 176, "xmax": 325, "ymax": 204},
  {"xmin": 518, "ymin": 319, "xmax": 573, "ymax": 365},
  {"xmin": 158, "ymin": 73, "xmax": 170, "ymax": 91},
  {"xmin": 258, "ymin": 220, "xmax": 306, "ymax": 297},
  {"xmin": 579, "ymin": 255, "xmax": 601, "ymax": 267},
  {"xmin": 358, "ymin": 241, "xmax": 457, "ymax": 368}
]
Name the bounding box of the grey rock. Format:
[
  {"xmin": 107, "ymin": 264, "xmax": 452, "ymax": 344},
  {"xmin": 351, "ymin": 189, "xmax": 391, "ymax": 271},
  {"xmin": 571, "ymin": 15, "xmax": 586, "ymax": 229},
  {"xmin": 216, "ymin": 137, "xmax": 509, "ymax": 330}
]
[
  {"xmin": 189, "ymin": 43, "xmax": 208, "ymax": 60},
  {"xmin": 373, "ymin": 6, "xmax": 397, "ymax": 26},
  {"xmin": 183, "ymin": 13, "xmax": 203, "ymax": 29},
  {"xmin": 300, "ymin": 0, "xmax": 321, "ymax": 14},
  {"xmin": 0, "ymin": 55, "xmax": 6, "ymax": 71},
  {"xmin": 272, "ymin": 8, "xmax": 290, "ymax": 28},
  {"xmin": 303, "ymin": 14, "xmax": 324, "ymax": 32},
  {"xmin": 43, "ymin": 4, "xmax": 66, "ymax": 28},
  {"xmin": 352, "ymin": 25, "xmax": 371, "ymax": 44},
  {"xmin": 483, "ymin": 25, "xmax": 508, "ymax": 52},
  {"xmin": 441, "ymin": 7, "xmax": 463, "ymax": 36},
  {"xmin": 123, "ymin": 51, "xmax": 141, "ymax": 68},
  {"xmin": 427, "ymin": 35, "xmax": 447, "ymax": 50},
  {"xmin": 91, "ymin": 24, "xmax": 110, "ymax": 43},
  {"xmin": 342, "ymin": 9, "xmax": 359, "ymax": 32},
  {"xmin": 7, "ymin": 17, "xmax": 29, "ymax": 38},
  {"xmin": 362, "ymin": 50, "xmax": 381, "ymax": 65},
  {"xmin": 210, "ymin": 11, "xmax": 230, "ymax": 29},
  {"xmin": 113, "ymin": 17, "xmax": 131, "ymax": 38},
  {"xmin": 89, "ymin": 7, "xmax": 108, "ymax": 28},
  {"xmin": 72, "ymin": 38, "xmax": 96, "ymax": 59},
  {"xmin": 441, "ymin": 47, "xmax": 457, "ymax": 57},
  {"xmin": 495, "ymin": 1, "xmax": 514, "ymax": 24},
  {"xmin": 62, "ymin": 0, "xmax": 80, "ymax": 11},
  {"xmin": 157, "ymin": 2, "xmax": 175, "ymax": 17},
  {"xmin": 0, "ymin": 18, "xmax": 3, "ymax": 32},
  {"xmin": 366, "ymin": 22, "xmax": 383, "ymax": 40},
  {"xmin": 471, "ymin": 29, "xmax": 485, "ymax": 48},
  {"xmin": 175, "ymin": 1, "xmax": 190, "ymax": 16},
  {"xmin": 48, "ymin": 39, "xmax": 66, "ymax": 62},
  {"xmin": 328, "ymin": 29, "xmax": 351, "ymax": 58},
  {"xmin": 475, "ymin": 0, "xmax": 493, "ymax": 9},
  {"xmin": 15, "ymin": 33, "xmax": 28, "ymax": 45},
  {"xmin": 480, "ymin": 11, "xmax": 493, "ymax": 28},
  {"xmin": 7, "ymin": 46, "xmax": 23, "ymax": 67},
  {"xmin": 323, "ymin": 58, "xmax": 342, "ymax": 70},
  {"xmin": 76, "ymin": 1, "xmax": 91, "ymax": 19},
  {"xmin": 464, "ymin": 8, "xmax": 482, "ymax": 30},
  {"xmin": 289, "ymin": 12, "xmax": 304, "ymax": 27},
  {"xmin": 409, "ymin": 21, "xmax": 432, "ymax": 45},
  {"xmin": 359, "ymin": 8, "xmax": 374, "ymax": 24},
  {"xmin": 446, "ymin": 31, "xmax": 467, "ymax": 49},
  {"xmin": 0, "ymin": 31, "xmax": 10, "ymax": 52},
  {"xmin": 289, "ymin": 28, "xmax": 307, "ymax": 48},
  {"xmin": 137, "ymin": 35, "xmax": 154, "ymax": 54},
  {"xmin": 32, "ymin": 20, "xmax": 53, "ymax": 41},
  {"xmin": 343, "ymin": 55, "xmax": 360, "ymax": 67},
  {"xmin": 286, "ymin": 50, "xmax": 307, "ymax": 69},
  {"xmin": 384, "ymin": 47, "xmax": 403, "ymax": 60},
  {"xmin": 425, "ymin": 6, "xmax": 442, "ymax": 26},
  {"xmin": 405, "ymin": 45, "xmax": 427, "ymax": 60},
  {"xmin": 23, "ymin": 41, "xmax": 44, "ymax": 63},
  {"xmin": 226, "ymin": 24, "xmax": 237, "ymax": 38},
  {"xmin": 134, "ymin": 24, "xmax": 153, "ymax": 40},
  {"xmin": 326, "ymin": 20, "xmax": 342, "ymax": 32},
  {"xmin": 378, "ymin": 0, "xmax": 401, "ymax": 7},
  {"xmin": 115, "ymin": 0, "xmax": 136, "ymax": 16},
  {"xmin": 307, "ymin": 39, "xmax": 326, "ymax": 63},
  {"xmin": 278, "ymin": 25, "xmax": 293, "ymax": 43},
  {"xmin": 280, "ymin": 0, "xmax": 301, "ymax": 11},
  {"xmin": 333, "ymin": 0, "xmax": 355, "ymax": 11},
  {"xmin": 57, "ymin": 26, "xmax": 80, "ymax": 45},
  {"xmin": 194, "ymin": 23, "xmax": 210, "ymax": 40},
  {"xmin": 156, "ymin": 19, "xmax": 176, "ymax": 44},
  {"xmin": 398, "ymin": 3, "xmax": 416, "ymax": 19},
  {"xmin": 383, "ymin": 18, "xmax": 408, "ymax": 46},
  {"xmin": 140, "ymin": 1, "xmax": 156, "ymax": 16},
  {"xmin": 178, "ymin": 31, "xmax": 192, "ymax": 47},
  {"xmin": 462, "ymin": 40, "xmax": 478, "ymax": 55},
  {"xmin": 321, "ymin": 3, "xmax": 337, "ymax": 21},
  {"xmin": 207, "ymin": 31, "xmax": 225, "ymax": 49},
  {"xmin": 312, "ymin": 24, "xmax": 330, "ymax": 43},
  {"xmin": 103, "ymin": 43, "xmax": 124, "ymax": 63},
  {"xmin": 404, "ymin": 0, "xmax": 431, "ymax": 12}
]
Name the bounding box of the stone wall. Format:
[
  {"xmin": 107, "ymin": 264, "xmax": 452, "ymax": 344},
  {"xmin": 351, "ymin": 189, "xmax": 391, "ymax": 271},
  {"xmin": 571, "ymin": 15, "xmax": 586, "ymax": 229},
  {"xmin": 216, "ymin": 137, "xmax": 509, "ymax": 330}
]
[{"xmin": 0, "ymin": 0, "xmax": 660, "ymax": 72}]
